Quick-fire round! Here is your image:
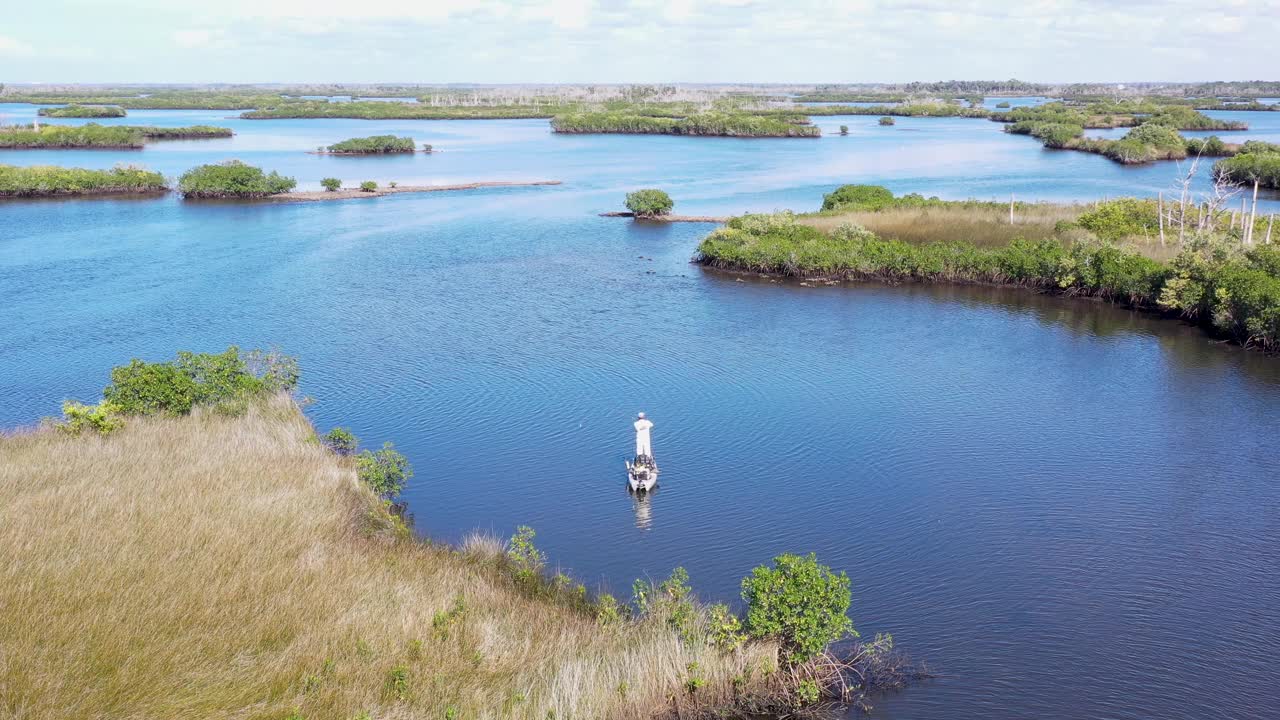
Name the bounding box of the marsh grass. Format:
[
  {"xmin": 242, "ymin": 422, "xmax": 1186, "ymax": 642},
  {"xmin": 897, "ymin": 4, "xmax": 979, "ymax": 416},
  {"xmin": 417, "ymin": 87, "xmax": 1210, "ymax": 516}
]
[
  {"xmin": 0, "ymin": 398, "xmax": 778, "ymax": 720},
  {"xmin": 801, "ymin": 203, "xmax": 1081, "ymax": 248}
]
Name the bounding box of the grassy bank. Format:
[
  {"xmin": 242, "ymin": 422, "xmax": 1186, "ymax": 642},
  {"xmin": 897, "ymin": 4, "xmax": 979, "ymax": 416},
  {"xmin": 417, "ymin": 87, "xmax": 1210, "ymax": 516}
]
[
  {"xmin": 1, "ymin": 348, "xmax": 914, "ymax": 719},
  {"xmin": 0, "ymin": 398, "xmax": 781, "ymax": 720},
  {"xmin": 695, "ymin": 188, "xmax": 1280, "ymax": 350},
  {"xmin": 551, "ymin": 112, "xmax": 820, "ymax": 137},
  {"xmin": 0, "ymin": 163, "xmax": 167, "ymax": 197},
  {"xmin": 36, "ymin": 103, "xmax": 126, "ymax": 118}
]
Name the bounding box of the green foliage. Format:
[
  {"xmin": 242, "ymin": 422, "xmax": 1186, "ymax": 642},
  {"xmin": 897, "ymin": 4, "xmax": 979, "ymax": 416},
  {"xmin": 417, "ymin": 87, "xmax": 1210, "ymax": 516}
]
[
  {"xmin": 322, "ymin": 427, "xmax": 358, "ymax": 455},
  {"xmin": 0, "ymin": 164, "xmax": 167, "ymax": 197},
  {"xmin": 996, "ymin": 101, "xmax": 1012, "ymax": 108},
  {"xmin": 878, "ymin": 116, "xmax": 895, "ymax": 126},
  {"xmin": 422, "ymin": 143, "xmax": 434, "ymax": 153},
  {"xmin": 320, "ymin": 177, "xmax": 342, "ymax": 192},
  {"xmin": 796, "ymin": 679, "xmax": 821, "ymax": 705},
  {"xmin": 58, "ymin": 401, "xmax": 124, "ymax": 436},
  {"xmin": 1076, "ymin": 198, "xmax": 1159, "ymax": 241},
  {"xmin": 384, "ymin": 666, "xmax": 410, "ymax": 701},
  {"xmin": 741, "ymin": 553, "xmax": 854, "ymax": 663},
  {"xmin": 506, "ymin": 525, "xmax": 546, "ymax": 583},
  {"xmin": 838, "ymin": 125, "xmax": 848, "ymax": 135},
  {"xmin": 624, "ymin": 188, "xmax": 674, "ymax": 216},
  {"xmin": 359, "ymin": 180, "xmax": 378, "ymax": 192},
  {"xmin": 177, "ymin": 161, "xmax": 296, "ymax": 198},
  {"xmin": 326, "ymin": 135, "xmax": 416, "ymax": 154},
  {"xmin": 707, "ymin": 602, "xmax": 745, "ymax": 652},
  {"xmin": 821, "ymin": 184, "xmax": 895, "ymax": 212},
  {"xmin": 37, "ymin": 104, "xmax": 126, "ymax": 118},
  {"xmin": 1214, "ymin": 151, "xmax": 1280, "ymax": 189},
  {"xmin": 102, "ymin": 346, "xmax": 293, "ymax": 416},
  {"xmin": 356, "ymin": 442, "xmax": 412, "ymax": 498},
  {"xmin": 595, "ymin": 592, "xmax": 623, "ymax": 625},
  {"xmin": 683, "ymin": 662, "xmax": 705, "ymax": 694},
  {"xmin": 1185, "ymin": 135, "xmax": 1228, "ymax": 156}
]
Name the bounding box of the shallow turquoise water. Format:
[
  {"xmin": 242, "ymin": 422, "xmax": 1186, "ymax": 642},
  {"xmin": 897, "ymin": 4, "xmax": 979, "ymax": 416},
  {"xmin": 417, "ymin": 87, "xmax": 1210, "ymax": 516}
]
[{"xmin": 2, "ymin": 104, "xmax": 1279, "ymax": 719}]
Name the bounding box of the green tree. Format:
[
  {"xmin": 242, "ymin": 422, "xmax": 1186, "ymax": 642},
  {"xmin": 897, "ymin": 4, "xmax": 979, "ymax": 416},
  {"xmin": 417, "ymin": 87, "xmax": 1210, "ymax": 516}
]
[
  {"xmin": 320, "ymin": 177, "xmax": 341, "ymax": 192},
  {"xmin": 741, "ymin": 553, "xmax": 854, "ymax": 663},
  {"xmin": 624, "ymin": 189, "xmax": 674, "ymax": 217},
  {"xmin": 878, "ymin": 116, "xmax": 895, "ymax": 126},
  {"xmin": 360, "ymin": 180, "xmax": 378, "ymax": 192},
  {"xmin": 821, "ymin": 184, "xmax": 895, "ymax": 212}
]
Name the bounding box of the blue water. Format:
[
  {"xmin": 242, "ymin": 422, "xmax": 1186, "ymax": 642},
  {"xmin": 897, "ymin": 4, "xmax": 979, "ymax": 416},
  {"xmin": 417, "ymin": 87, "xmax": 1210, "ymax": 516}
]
[{"xmin": 3, "ymin": 105, "xmax": 1280, "ymax": 720}]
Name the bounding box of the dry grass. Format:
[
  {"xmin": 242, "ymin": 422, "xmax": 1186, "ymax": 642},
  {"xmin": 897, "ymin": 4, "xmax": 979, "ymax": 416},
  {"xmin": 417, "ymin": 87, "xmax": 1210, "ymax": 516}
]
[
  {"xmin": 800, "ymin": 203, "xmax": 1084, "ymax": 248},
  {"xmin": 0, "ymin": 398, "xmax": 774, "ymax": 720}
]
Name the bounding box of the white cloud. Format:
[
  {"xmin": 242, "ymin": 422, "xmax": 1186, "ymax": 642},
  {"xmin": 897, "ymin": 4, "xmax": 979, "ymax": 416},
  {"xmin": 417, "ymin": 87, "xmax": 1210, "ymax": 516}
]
[{"xmin": 0, "ymin": 35, "xmax": 34, "ymax": 57}]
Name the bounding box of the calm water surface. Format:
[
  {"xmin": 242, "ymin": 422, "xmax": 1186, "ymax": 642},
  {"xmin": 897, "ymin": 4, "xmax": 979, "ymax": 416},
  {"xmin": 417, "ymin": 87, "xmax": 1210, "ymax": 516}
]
[{"xmin": 2, "ymin": 105, "xmax": 1279, "ymax": 720}]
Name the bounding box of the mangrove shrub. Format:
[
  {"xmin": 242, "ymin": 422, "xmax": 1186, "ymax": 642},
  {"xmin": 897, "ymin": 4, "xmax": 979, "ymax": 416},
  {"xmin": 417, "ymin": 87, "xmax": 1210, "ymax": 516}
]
[
  {"xmin": 320, "ymin": 177, "xmax": 341, "ymax": 192},
  {"xmin": 102, "ymin": 347, "xmax": 298, "ymax": 416},
  {"xmin": 741, "ymin": 553, "xmax": 854, "ymax": 663},
  {"xmin": 878, "ymin": 116, "xmax": 895, "ymax": 126},
  {"xmin": 0, "ymin": 164, "xmax": 166, "ymax": 197},
  {"xmin": 356, "ymin": 442, "xmax": 412, "ymax": 499},
  {"xmin": 625, "ymin": 188, "xmax": 674, "ymax": 217},
  {"xmin": 325, "ymin": 135, "xmax": 416, "ymax": 154},
  {"xmin": 359, "ymin": 180, "xmax": 378, "ymax": 192},
  {"xmin": 821, "ymin": 184, "xmax": 896, "ymax": 212},
  {"xmin": 177, "ymin": 161, "xmax": 296, "ymax": 198},
  {"xmin": 1214, "ymin": 151, "xmax": 1280, "ymax": 189}
]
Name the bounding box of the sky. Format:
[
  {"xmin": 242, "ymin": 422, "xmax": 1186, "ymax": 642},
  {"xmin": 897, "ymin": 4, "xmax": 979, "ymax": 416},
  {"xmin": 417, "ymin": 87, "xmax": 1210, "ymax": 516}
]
[{"xmin": 1, "ymin": 0, "xmax": 1278, "ymax": 84}]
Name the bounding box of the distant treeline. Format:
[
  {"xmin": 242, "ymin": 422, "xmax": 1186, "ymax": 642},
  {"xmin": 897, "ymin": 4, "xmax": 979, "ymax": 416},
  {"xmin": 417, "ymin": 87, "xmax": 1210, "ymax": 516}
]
[
  {"xmin": 36, "ymin": 104, "xmax": 127, "ymax": 118},
  {"xmin": 551, "ymin": 112, "xmax": 820, "ymax": 137}
]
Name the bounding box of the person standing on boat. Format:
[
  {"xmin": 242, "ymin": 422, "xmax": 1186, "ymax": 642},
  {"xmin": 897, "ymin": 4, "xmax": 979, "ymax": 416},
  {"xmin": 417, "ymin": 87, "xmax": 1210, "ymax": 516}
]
[{"xmin": 634, "ymin": 412, "xmax": 654, "ymax": 459}]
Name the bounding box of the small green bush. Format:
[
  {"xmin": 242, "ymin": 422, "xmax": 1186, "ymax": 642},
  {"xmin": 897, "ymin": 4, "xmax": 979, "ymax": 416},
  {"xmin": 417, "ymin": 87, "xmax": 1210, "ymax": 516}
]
[
  {"xmin": 320, "ymin": 177, "xmax": 341, "ymax": 192},
  {"xmin": 323, "ymin": 427, "xmax": 358, "ymax": 455},
  {"xmin": 1076, "ymin": 198, "xmax": 1159, "ymax": 241},
  {"xmin": 507, "ymin": 525, "xmax": 546, "ymax": 583},
  {"xmin": 996, "ymin": 101, "xmax": 1012, "ymax": 108},
  {"xmin": 102, "ymin": 346, "xmax": 297, "ymax": 416},
  {"xmin": 359, "ymin": 181, "xmax": 378, "ymax": 192},
  {"xmin": 58, "ymin": 400, "xmax": 124, "ymax": 436},
  {"xmin": 838, "ymin": 125, "xmax": 849, "ymax": 135},
  {"xmin": 422, "ymin": 143, "xmax": 433, "ymax": 153},
  {"xmin": 878, "ymin": 116, "xmax": 895, "ymax": 126},
  {"xmin": 356, "ymin": 442, "xmax": 412, "ymax": 498},
  {"xmin": 741, "ymin": 553, "xmax": 854, "ymax": 663},
  {"xmin": 821, "ymin": 184, "xmax": 895, "ymax": 212},
  {"xmin": 624, "ymin": 188, "xmax": 674, "ymax": 217}
]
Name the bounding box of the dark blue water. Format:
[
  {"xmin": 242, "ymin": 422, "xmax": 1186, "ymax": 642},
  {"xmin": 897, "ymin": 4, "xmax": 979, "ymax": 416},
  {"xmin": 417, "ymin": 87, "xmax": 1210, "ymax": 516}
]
[{"xmin": 3, "ymin": 105, "xmax": 1280, "ymax": 720}]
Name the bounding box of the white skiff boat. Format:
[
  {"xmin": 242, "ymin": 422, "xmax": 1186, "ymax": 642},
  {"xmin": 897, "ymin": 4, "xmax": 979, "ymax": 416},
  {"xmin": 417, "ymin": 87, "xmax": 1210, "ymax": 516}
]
[{"xmin": 626, "ymin": 454, "xmax": 659, "ymax": 492}]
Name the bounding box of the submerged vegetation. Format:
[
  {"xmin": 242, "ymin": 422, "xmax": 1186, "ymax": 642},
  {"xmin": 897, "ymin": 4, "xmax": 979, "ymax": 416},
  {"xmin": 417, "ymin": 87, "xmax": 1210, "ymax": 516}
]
[
  {"xmin": 0, "ymin": 163, "xmax": 167, "ymax": 197},
  {"xmin": 3, "ymin": 349, "xmax": 919, "ymax": 719},
  {"xmin": 324, "ymin": 135, "xmax": 418, "ymax": 154},
  {"xmin": 177, "ymin": 160, "xmax": 296, "ymax": 199},
  {"xmin": 696, "ymin": 186, "xmax": 1280, "ymax": 351},
  {"xmin": 36, "ymin": 104, "xmax": 126, "ymax": 118}
]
